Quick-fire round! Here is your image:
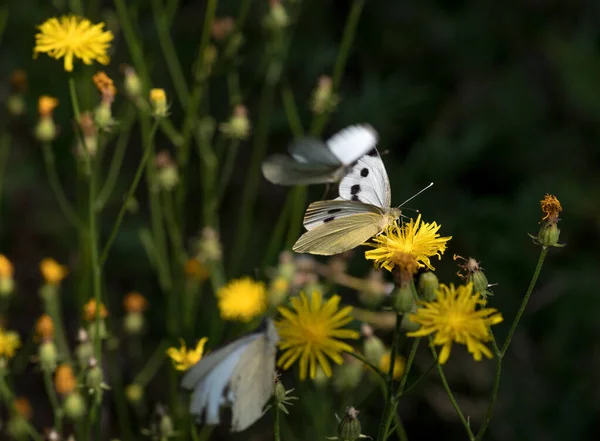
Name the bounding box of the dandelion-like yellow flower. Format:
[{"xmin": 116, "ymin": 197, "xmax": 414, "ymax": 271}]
[
  {"xmin": 35, "ymin": 314, "xmax": 55, "ymax": 341},
  {"xmin": 379, "ymin": 352, "xmax": 406, "ymax": 380},
  {"xmin": 83, "ymin": 298, "xmax": 108, "ymax": 321},
  {"xmin": 34, "ymin": 16, "xmax": 114, "ymax": 72},
  {"xmin": 54, "ymin": 363, "xmax": 76, "ymax": 394},
  {"xmin": 365, "ymin": 214, "xmax": 451, "ymax": 272},
  {"xmin": 166, "ymin": 337, "xmax": 208, "ymax": 371},
  {"xmin": 38, "ymin": 96, "xmax": 59, "ymax": 117},
  {"xmin": 123, "ymin": 292, "xmax": 148, "ymax": 313},
  {"xmin": 217, "ymin": 277, "xmax": 267, "ymax": 322},
  {"xmin": 40, "ymin": 258, "xmax": 68, "ymax": 285},
  {"xmin": 276, "ymin": 291, "xmax": 360, "ymax": 380},
  {"xmin": 0, "ymin": 254, "xmax": 14, "ymax": 279},
  {"xmin": 540, "ymin": 194, "xmax": 562, "ymax": 223},
  {"xmin": 0, "ymin": 328, "xmax": 21, "ymax": 359},
  {"xmin": 407, "ymin": 283, "xmax": 503, "ymax": 364}
]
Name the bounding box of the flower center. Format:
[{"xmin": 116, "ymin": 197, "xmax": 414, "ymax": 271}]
[{"xmin": 301, "ymin": 320, "xmax": 328, "ymax": 342}]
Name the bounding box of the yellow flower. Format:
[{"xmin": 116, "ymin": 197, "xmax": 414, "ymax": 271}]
[
  {"xmin": 35, "ymin": 314, "xmax": 55, "ymax": 341},
  {"xmin": 365, "ymin": 214, "xmax": 451, "ymax": 272},
  {"xmin": 55, "ymin": 363, "xmax": 76, "ymax": 394},
  {"xmin": 83, "ymin": 298, "xmax": 108, "ymax": 321},
  {"xmin": 276, "ymin": 291, "xmax": 360, "ymax": 380},
  {"xmin": 0, "ymin": 328, "xmax": 21, "ymax": 359},
  {"xmin": 40, "ymin": 258, "xmax": 68, "ymax": 285},
  {"xmin": 166, "ymin": 337, "xmax": 208, "ymax": 371},
  {"xmin": 540, "ymin": 194, "xmax": 562, "ymax": 223},
  {"xmin": 34, "ymin": 16, "xmax": 114, "ymax": 72},
  {"xmin": 217, "ymin": 277, "xmax": 267, "ymax": 322},
  {"xmin": 407, "ymin": 283, "xmax": 503, "ymax": 364},
  {"xmin": 38, "ymin": 96, "xmax": 59, "ymax": 117},
  {"xmin": 0, "ymin": 254, "xmax": 14, "ymax": 279},
  {"xmin": 379, "ymin": 352, "xmax": 406, "ymax": 379},
  {"xmin": 123, "ymin": 292, "xmax": 148, "ymax": 313},
  {"xmin": 149, "ymin": 88, "xmax": 168, "ymax": 117},
  {"xmin": 184, "ymin": 258, "xmax": 209, "ymax": 281}
]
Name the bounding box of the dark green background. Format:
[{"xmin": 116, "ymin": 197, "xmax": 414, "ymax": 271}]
[{"xmin": 1, "ymin": 0, "xmax": 599, "ymax": 440}]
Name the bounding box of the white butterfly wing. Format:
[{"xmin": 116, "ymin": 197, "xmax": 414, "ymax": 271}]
[
  {"xmin": 302, "ymin": 199, "xmax": 383, "ymax": 231},
  {"xmin": 326, "ymin": 124, "xmax": 378, "ymax": 165},
  {"xmin": 337, "ymin": 148, "xmax": 391, "ymax": 208},
  {"xmin": 293, "ymin": 210, "xmax": 388, "ymax": 255}
]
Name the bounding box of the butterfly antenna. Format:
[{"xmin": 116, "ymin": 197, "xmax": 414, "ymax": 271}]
[{"xmin": 398, "ymin": 182, "xmax": 434, "ymax": 208}]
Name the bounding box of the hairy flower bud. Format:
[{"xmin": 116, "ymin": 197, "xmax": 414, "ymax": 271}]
[
  {"xmin": 391, "ymin": 282, "xmax": 414, "ymax": 314},
  {"xmin": 39, "ymin": 340, "xmax": 58, "ymax": 372},
  {"xmin": 124, "ymin": 312, "xmax": 145, "ymax": 335},
  {"xmin": 337, "ymin": 407, "xmax": 362, "ymax": 441},
  {"xmin": 63, "ymin": 392, "xmax": 86, "ymax": 420},
  {"xmin": 35, "ymin": 117, "xmax": 58, "ymax": 142},
  {"xmin": 418, "ymin": 271, "xmax": 439, "ymax": 301}
]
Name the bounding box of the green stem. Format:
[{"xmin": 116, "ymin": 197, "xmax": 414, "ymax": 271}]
[
  {"xmin": 99, "ymin": 119, "xmax": 160, "ymax": 266},
  {"xmin": 113, "ymin": 0, "xmax": 151, "ymax": 86},
  {"xmin": 392, "ymin": 413, "xmax": 409, "ymax": 441},
  {"xmin": 107, "ymin": 346, "xmax": 134, "ymax": 441},
  {"xmin": 43, "ymin": 369, "xmax": 63, "ymax": 432},
  {"xmin": 309, "ymin": 0, "xmax": 366, "ymax": 135},
  {"xmin": 41, "ymin": 143, "xmax": 84, "ymax": 231},
  {"xmin": 133, "ymin": 340, "xmax": 170, "ymax": 386},
  {"xmin": 261, "ymin": 192, "xmax": 293, "ymax": 267},
  {"xmin": 69, "ymin": 0, "xmax": 84, "ymax": 15},
  {"xmin": 281, "ymin": 84, "xmax": 304, "ymax": 137},
  {"xmin": 0, "ymin": 131, "xmax": 11, "ymax": 211},
  {"xmin": 400, "ymin": 361, "xmax": 436, "ymax": 397},
  {"xmin": 274, "ymin": 402, "xmax": 281, "ymax": 441},
  {"xmin": 345, "ymin": 350, "xmax": 387, "ymax": 383},
  {"xmin": 216, "ymin": 140, "xmax": 240, "ymax": 206},
  {"xmin": 151, "ymin": 0, "xmax": 190, "ymax": 108},
  {"xmin": 396, "ymin": 337, "xmax": 420, "ymax": 397},
  {"xmin": 41, "ymin": 288, "xmax": 72, "ymax": 363},
  {"xmin": 500, "ymin": 248, "xmax": 548, "ymax": 357},
  {"xmin": 95, "ymin": 106, "xmax": 137, "ymax": 210}
]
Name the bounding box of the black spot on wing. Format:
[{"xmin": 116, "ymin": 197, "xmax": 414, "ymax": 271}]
[
  {"xmin": 327, "ymin": 208, "xmax": 342, "ymax": 214},
  {"xmin": 360, "ymin": 168, "xmax": 369, "ymax": 177},
  {"xmin": 351, "ymin": 184, "xmax": 361, "ymax": 195},
  {"xmin": 367, "ymin": 148, "xmax": 378, "ymax": 157},
  {"xmin": 351, "ymin": 195, "xmax": 360, "ymax": 201},
  {"xmin": 323, "ymin": 216, "xmax": 336, "ymax": 223}
]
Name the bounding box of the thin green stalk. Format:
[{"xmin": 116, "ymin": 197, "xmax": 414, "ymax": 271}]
[
  {"xmin": 113, "ymin": 0, "xmax": 151, "ymax": 86},
  {"xmin": 133, "ymin": 340, "xmax": 170, "ymax": 386},
  {"xmin": 500, "ymin": 248, "xmax": 548, "ymax": 357},
  {"xmin": 41, "ymin": 143, "xmax": 84, "ymax": 231},
  {"xmin": 41, "ymin": 289, "xmax": 72, "ymax": 363},
  {"xmin": 151, "ymin": 0, "xmax": 190, "ymax": 108},
  {"xmin": 96, "ymin": 106, "xmax": 137, "ymax": 210},
  {"xmin": 162, "ymin": 191, "xmax": 187, "ymax": 266},
  {"xmin": 274, "ymin": 403, "xmax": 281, "ymax": 441},
  {"xmin": 100, "ymin": 119, "xmax": 160, "ymax": 265},
  {"xmin": 107, "ymin": 347, "xmax": 134, "ymax": 441},
  {"xmin": 217, "ymin": 140, "xmax": 240, "ymax": 205},
  {"xmin": 43, "ymin": 369, "xmax": 63, "ymax": 431},
  {"xmin": 310, "ymin": 0, "xmax": 366, "ymax": 135},
  {"xmin": 261, "ymin": 191, "xmax": 293, "ymax": 267},
  {"xmin": 396, "ymin": 337, "xmax": 420, "ymax": 398},
  {"xmin": 281, "ymin": 84, "xmax": 304, "ymax": 137},
  {"xmin": 345, "ymin": 350, "xmax": 386, "ymax": 383},
  {"xmin": 235, "ymin": 0, "xmax": 252, "ymax": 29},
  {"xmin": 69, "ymin": 0, "xmax": 84, "ymax": 15},
  {"xmin": 392, "ymin": 413, "xmax": 409, "ymax": 441},
  {"xmin": 401, "ymin": 361, "xmax": 436, "ymax": 397},
  {"xmin": 429, "ymin": 341, "xmax": 475, "ymax": 440},
  {"xmin": 376, "ymin": 313, "xmax": 402, "ymax": 441},
  {"xmin": 0, "ymin": 131, "xmax": 11, "ymax": 209},
  {"xmin": 227, "ymin": 71, "xmax": 242, "ymax": 107}
]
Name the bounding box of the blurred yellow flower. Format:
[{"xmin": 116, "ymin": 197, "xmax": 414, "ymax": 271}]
[
  {"xmin": 83, "ymin": 298, "xmax": 108, "ymax": 321},
  {"xmin": 276, "ymin": 291, "xmax": 359, "ymax": 380},
  {"xmin": 149, "ymin": 88, "xmax": 168, "ymax": 117},
  {"xmin": 35, "ymin": 314, "xmax": 55, "ymax": 341},
  {"xmin": 407, "ymin": 283, "xmax": 503, "ymax": 364},
  {"xmin": 0, "ymin": 254, "xmax": 14, "ymax": 279},
  {"xmin": 123, "ymin": 291, "xmax": 148, "ymax": 313},
  {"xmin": 540, "ymin": 194, "xmax": 562, "ymax": 222},
  {"xmin": 92, "ymin": 71, "xmax": 117, "ymax": 97},
  {"xmin": 365, "ymin": 214, "xmax": 451, "ymax": 273},
  {"xmin": 184, "ymin": 258, "xmax": 209, "ymax": 281},
  {"xmin": 379, "ymin": 352, "xmax": 406, "ymax": 379},
  {"xmin": 34, "ymin": 16, "xmax": 114, "ymax": 72},
  {"xmin": 0, "ymin": 328, "xmax": 21, "ymax": 359},
  {"xmin": 40, "ymin": 258, "xmax": 68, "ymax": 285},
  {"xmin": 38, "ymin": 96, "xmax": 59, "ymax": 117},
  {"xmin": 166, "ymin": 337, "xmax": 208, "ymax": 371},
  {"xmin": 55, "ymin": 363, "xmax": 76, "ymax": 394},
  {"xmin": 217, "ymin": 277, "xmax": 267, "ymax": 322}
]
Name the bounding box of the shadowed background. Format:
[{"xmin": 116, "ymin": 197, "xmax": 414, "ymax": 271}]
[{"xmin": 1, "ymin": 0, "xmax": 599, "ymax": 440}]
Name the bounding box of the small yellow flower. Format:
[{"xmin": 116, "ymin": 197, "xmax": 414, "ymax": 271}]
[
  {"xmin": 407, "ymin": 283, "xmax": 503, "ymax": 364},
  {"xmin": 40, "ymin": 258, "xmax": 68, "ymax": 285},
  {"xmin": 83, "ymin": 298, "xmax": 108, "ymax": 321},
  {"xmin": 365, "ymin": 214, "xmax": 452, "ymax": 272},
  {"xmin": 166, "ymin": 337, "xmax": 208, "ymax": 371},
  {"xmin": 34, "ymin": 15, "xmax": 114, "ymax": 72},
  {"xmin": 38, "ymin": 96, "xmax": 59, "ymax": 117},
  {"xmin": 149, "ymin": 88, "xmax": 168, "ymax": 117},
  {"xmin": 92, "ymin": 71, "xmax": 117, "ymax": 97},
  {"xmin": 217, "ymin": 277, "xmax": 267, "ymax": 322},
  {"xmin": 378, "ymin": 352, "xmax": 406, "ymax": 379},
  {"xmin": 0, "ymin": 328, "xmax": 21, "ymax": 359},
  {"xmin": 35, "ymin": 314, "xmax": 55, "ymax": 341},
  {"xmin": 540, "ymin": 194, "xmax": 562, "ymax": 223},
  {"xmin": 123, "ymin": 292, "xmax": 148, "ymax": 313},
  {"xmin": 276, "ymin": 291, "xmax": 360, "ymax": 380},
  {"xmin": 0, "ymin": 255, "xmax": 14, "ymax": 279},
  {"xmin": 55, "ymin": 363, "xmax": 77, "ymax": 394},
  {"xmin": 184, "ymin": 258, "xmax": 210, "ymax": 281}
]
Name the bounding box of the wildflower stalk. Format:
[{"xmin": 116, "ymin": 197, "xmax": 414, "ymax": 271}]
[
  {"xmin": 273, "ymin": 403, "xmax": 281, "ymax": 441},
  {"xmin": 132, "ymin": 340, "xmax": 170, "ymax": 387},
  {"xmin": 41, "ymin": 289, "xmax": 71, "ymax": 363},
  {"xmin": 376, "ymin": 313, "xmax": 402, "ymax": 441},
  {"xmin": 41, "ymin": 142, "xmax": 84, "ymax": 231},
  {"xmin": 216, "ymin": 140, "xmax": 240, "ymax": 206},
  {"xmin": 281, "ymin": 83, "xmax": 304, "ymax": 137},
  {"xmin": 106, "ymin": 345, "xmax": 134, "ymax": 441},
  {"xmin": 43, "ymin": 369, "xmax": 63, "ymax": 431},
  {"xmin": 396, "ymin": 337, "xmax": 420, "ymax": 398},
  {"xmin": 346, "ymin": 350, "xmax": 387, "ymax": 383},
  {"xmin": 261, "ymin": 191, "xmax": 292, "ymax": 266},
  {"xmin": 99, "ymin": 118, "xmax": 160, "ymax": 265},
  {"xmin": 474, "ymin": 248, "xmax": 548, "ymax": 440},
  {"xmin": 400, "ymin": 361, "xmax": 436, "ymax": 397}
]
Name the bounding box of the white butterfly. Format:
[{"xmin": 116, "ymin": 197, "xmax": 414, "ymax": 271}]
[
  {"xmin": 181, "ymin": 319, "xmax": 279, "ymax": 432},
  {"xmin": 292, "ymin": 145, "xmax": 402, "ymax": 256},
  {"xmin": 261, "ymin": 124, "xmax": 378, "ymax": 185}
]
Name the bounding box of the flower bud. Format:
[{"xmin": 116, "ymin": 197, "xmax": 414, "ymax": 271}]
[
  {"xmin": 159, "ymin": 414, "xmax": 174, "ymax": 439},
  {"xmin": 333, "ymin": 357, "xmax": 363, "ymax": 392},
  {"xmin": 219, "ymin": 105, "xmax": 250, "ymax": 140},
  {"xmin": 470, "ymin": 270, "xmax": 489, "ymax": 298},
  {"xmin": 85, "ymin": 364, "xmax": 104, "ymax": 392},
  {"xmin": 75, "ymin": 341, "xmax": 94, "ymax": 369},
  {"xmin": 94, "ymin": 101, "xmax": 114, "ymax": 130},
  {"xmin": 537, "ymin": 222, "xmax": 561, "ymax": 247},
  {"xmin": 6, "ymin": 95, "xmax": 26, "ymax": 117},
  {"xmin": 39, "ymin": 340, "xmax": 58, "ymax": 372},
  {"xmin": 418, "ymin": 271, "xmax": 439, "ymax": 301},
  {"xmin": 124, "ymin": 312, "xmax": 145, "ymax": 335},
  {"xmin": 263, "ymin": 0, "xmax": 289, "ymax": 31},
  {"xmin": 268, "ymin": 276, "xmax": 289, "ymax": 307},
  {"xmin": 194, "ymin": 45, "xmax": 218, "ymax": 82},
  {"xmin": 126, "ymin": 383, "xmax": 143, "ymax": 403},
  {"xmin": 400, "ymin": 309, "xmax": 420, "ymax": 332},
  {"xmin": 363, "ymin": 333, "xmax": 385, "ymax": 367},
  {"xmin": 149, "ymin": 88, "xmax": 168, "ymax": 118},
  {"xmin": 157, "ymin": 164, "xmax": 179, "ymax": 191},
  {"xmin": 0, "ymin": 277, "xmax": 14, "ymax": 297},
  {"xmin": 391, "ymin": 283, "xmax": 414, "ymax": 314},
  {"xmin": 197, "ymin": 227, "xmax": 222, "ymax": 263},
  {"xmin": 337, "ymin": 407, "xmax": 362, "ymax": 441},
  {"xmin": 63, "ymin": 392, "xmax": 86, "ymax": 420},
  {"xmin": 274, "ymin": 380, "xmax": 286, "ymax": 403},
  {"xmin": 123, "ymin": 65, "xmax": 142, "ymax": 99},
  {"xmin": 35, "ymin": 117, "xmax": 58, "ymax": 142},
  {"xmin": 311, "ymin": 75, "xmax": 339, "ymax": 115}
]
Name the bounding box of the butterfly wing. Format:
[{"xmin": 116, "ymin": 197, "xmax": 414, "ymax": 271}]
[
  {"xmin": 301, "ymin": 199, "xmax": 381, "ymax": 231},
  {"xmin": 326, "ymin": 124, "xmax": 378, "ymax": 165},
  {"xmin": 337, "ymin": 147, "xmax": 391, "ymax": 208},
  {"xmin": 261, "ymin": 154, "xmax": 343, "ymax": 185},
  {"xmin": 293, "ymin": 209, "xmax": 387, "ymax": 255}
]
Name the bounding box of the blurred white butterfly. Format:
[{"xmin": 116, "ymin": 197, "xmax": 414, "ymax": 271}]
[
  {"xmin": 261, "ymin": 124, "xmax": 378, "ymax": 185},
  {"xmin": 181, "ymin": 318, "xmax": 279, "ymax": 432}
]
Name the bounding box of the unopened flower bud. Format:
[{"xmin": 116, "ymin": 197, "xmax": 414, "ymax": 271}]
[
  {"xmin": 85, "ymin": 364, "xmax": 104, "ymax": 392},
  {"xmin": 156, "ymin": 165, "xmax": 179, "ymax": 191},
  {"xmin": 219, "ymin": 105, "xmax": 250, "ymax": 140},
  {"xmin": 418, "ymin": 271, "xmax": 439, "ymax": 301},
  {"xmin": 149, "ymin": 88, "xmax": 168, "ymax": 118},
  {"xmin": 0, "ymin": 277, "xmax": 14, "ymax": 297},
  {"xmin": 400, "ymin": 308, "xmax": 420, "ymax": 332},
  {"xmin": 39, "ymin": 340, "xmax": 58, "ymax": 372},
  {"xmin": 35, "ymin": 117, "xmax": 58, "ymax": 142},
  {"xmin": 311, "ymin": 75, "xmax": 339, "ymax": 114},
  {"xmin": 126, "ymin": 383, "xmax": 143, "ymax": 403},
  {"xmin": 391, "ymin": 283, "xmax": 414, "ymax": 314},
  {"xmin": 274, "ymin": 380, "xmax": 286, "ymax": 403},
  {"xmin": 159, "ymin": 414, "xmax": 174, "ymax": 438},
  {"xmin": 123, "ymin": 65, "xmax": 142, "ymax": 99},
  {"xmin": 124, "ymin": 312, "xmax": 145, "ymax": 335},
  {"xmin": 268, "ymin": 277, "xmax": 289, "ymax": 307},
  {"xmin": 63, "ymin": 392, "xmax": 86, "ymax": 420},
  {"xmin": 264, "ymin": 0, "xmax": 289, "ymax": 30},
  {"xmin": 197, "ymin": 227, "xmax": 222, "ymax": 263},
  {"xmin": 94, "ymin": 101, "xmax": 114, "ymax": 130},
  {"xmin": 195, "ymin": 45, "xmax": 218, "ymax": 81},
  {"xmin": 337, "ymin": 407, "xmax": 362, "ymax": 441},
  {"xmin": 333, "ymin": 356, "xmax": 363, "ymax": 391},
  {"xmin": 363, "ymin": 333, "xmax": 385, "ymax": 366},
  {"xmin": 75, "ymin": 341, "xmax": 94, "ymax": 368},
  {"xmin": 6, "ymin": 95, "xmax": 26, "ymax": 116},
  {"xmin": 537, "ymin": 222, "xmax": 561, "ymax": 247}
]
